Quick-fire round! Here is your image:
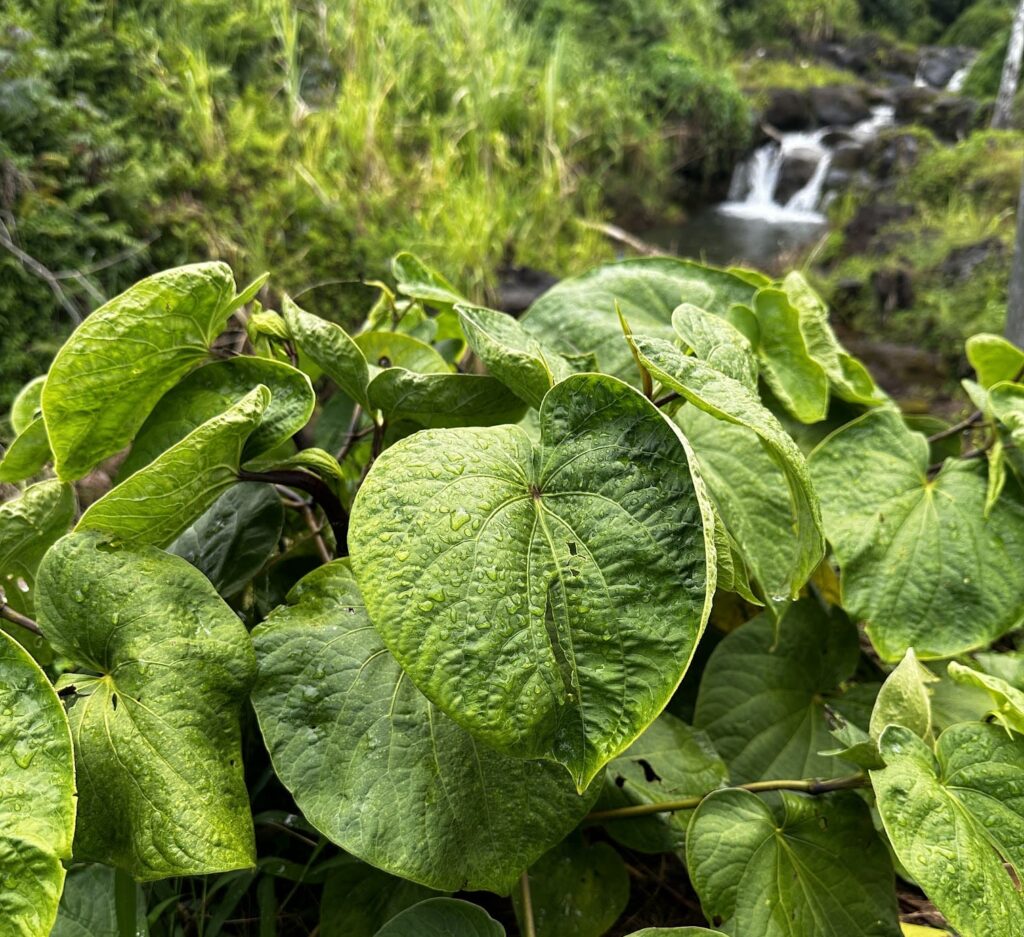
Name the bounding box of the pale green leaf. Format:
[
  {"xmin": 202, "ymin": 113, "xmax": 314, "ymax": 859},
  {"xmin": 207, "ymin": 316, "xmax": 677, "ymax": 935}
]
[
  {"xmin": 872, "ymin": 724, "xmax": 1024, "ymax": 937},
  {"xmin": 168, "ymin": 483, "xmax": 284, "ymax": 598},
  {"xmin": 282, "ymin": 297, "xmax": 371, "ymax": 410},
  {"xmin": 810, "ymin": 407, "xmax": 1024, "ymax": 660},
  {"xmin": 947, "ymin": 661, "xmax": 1024, "ymax": 733},
  {"xmin": 693, "ymin": 600, "xmax": 860, "ymax": 783},
  {"xmin": 752, "ymin": 288, "xmax": 829, "ymax": 423},
  {"xmin": 119, "ymin": 357, "xmax": 314, "ymax": 477},
  {"xmin": 630, "ymin": 333, "xmax": 823, "ymax": 600},
  {"xmin": 513, "ymin": 839, "xmax": 628, "ymax": 937},
  {"xmin": 77, "ymin": 387, "xmax": 270, "ymax": 548},
  {"xmin": 36, "ymin": 531, "xmax": 256, "ymax": 879},
  {"xmin": 870, "ymin": 649, "xmax": 937, "ymax": 741},
  {"xmin": 686, "ymin": 789, "xmax": 901, "ymax": 937},
  {"xmin": 0, "ymin": 629, "xmax": 75, "ymax": 937},
  {"xmin": 672, "ymin": 303, "xmax": 757, "ymax": 389},
  {"xmin": 966, "ymin": 332, "xmax": 1024, "ymax": 388},
  {"xmin": 320, "ymin": 863, "xmax": 440, "ymax": 937},
  {"xmin": 251, "ymin": 561, "xmax": 598, "ymax": 893},
  {"xmin": 354, "ymin": 330, "xmax": 452, "ymax": 376},
  {"xmin": 51, "ymin": 865, "xmax": 148, "ymax": 937},
  {"xmin": 457, "ymin": 304, "xmax": 568, "ymax": 408},
  {"xmin": 0, "ymin": 419, "xmax": 51, "ymax": 483},
  {"xmin": 710, "ymin": 507, "xmax": 762, "ymax": 606},
  {"xmin": 392, "ymin": 252, "xmax": 467, "ymax": 311},
  {"xmin": 42, "ymin": 263, "xmax": 237, "ymax": 479},
  {"xmin": 349, "ymin": 373, "xmax": 715, "ymax": 790},
  {"xmin": 9, "ymin": 376, "xmax": 45, "ymax": 436},
  {"xmin": 366, "ymin": 369, "xmax": 529, "ymax": 429},
  {"xmin": 595, "ymin": 713, "xmax": 728, "ymax": 854},
  {"xmin": 521, "ymin": 258, "xmax": 757, "ymax": 383}
]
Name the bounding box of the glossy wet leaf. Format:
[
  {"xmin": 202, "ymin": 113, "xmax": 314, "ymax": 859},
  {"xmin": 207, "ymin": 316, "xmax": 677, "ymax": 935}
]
[
  {"xmin": 0, "ymin": 480, "xmax": 76, "ymax": 617},
  {"xmin": 752, "ymin": 288, "xmax": 829, "ymax": 423},
  {"xmin": 282, "ymin": 297, "xmax": 371, "ymax": 410},
  {"xmin": 0, "ymin": 418, "xmax": 51, "ymax": 483},
  {"xmin": 168, "ymin": 483, "xmax": 284, "ymax": 598},
  {"xmin": 513, "ymin": 839, "xmax": 629, "ymax": 937},
  {"xmin": 251, "ymin": 561, "xmax": 598, "ymax": 893},
  {"xmin": 367, "ymin": 369, "xmax": 528, "ymax": 428},
  {"xmin": 671, "ymin": 303, "xmax": 757, "ymax": 389},
  {"xmin": 947, "ymin": 661, "xmax": 1024, "ymax": 733},
  {"xmin": 693, "ymin": 600, "xmax": 860, "ymax": 783},
  {"xmin": 320, "ymin": 863, "xmax": 440, "ymax": 937},
  {"xmin": 966, "ymin": 332, "xmax": 1024, "ymax": 388},
  {"xmin": 349, "ymin": 373, "xmax": 715, "ymax": 789},
  {"xmin": 0, "ymin": 629, "xmax": 75, "ymax": 937},
  {"xmin": 392, "ymin": 252, "xmax": 467, "ymax": 311},
  {"xmin": 119, "ymin": 357, "xmax": 314, "ymax": 477},
  {"xmin": 9, "ymin": 376, "xmax": 45, "ymax": 436},
  {"xmin": 686, "ymin": 789, "xmax": 901, "ymax": 937},
  {"xmin": 676, "ymin": 406, "xmax": 807, "ymax": 615},
  {"xmin": 810, "ymin": 407, "xmax": 1024, "ymax": 660},
  {"xmin": 630, "ymin": 333, "xmax": 823, "ymax": 600},
  {"xmin": 42, "ymin": 263, "xmax": 238, "ymax": 479},
  {"xmin": 457, "ymin": 304, "xmax": 569, "ymax": 408},
  {"xmin": 872, "ymin": 723, "xmax": 1024, "ymax": 937},
  {"xmin": 36, "ymin": 531, "xmax": 257, "ymax": 879},
  {"xmin": 596, "ymin": 713, "xmax": 728, "ymax": 854},
  {"xmin": 77, "ymin": 387, "xmax": 270, "ymax": 548},
  {"xmin": 870, "ymin": 649, "xmax": 936, "ymax": 741},
  {"xmin": 521, "ymin": 258, "xmax": 756, "ymax": 383},
  {"xmin": 51, "ymin": 865, "xmax": 148, "ymax": 937}
]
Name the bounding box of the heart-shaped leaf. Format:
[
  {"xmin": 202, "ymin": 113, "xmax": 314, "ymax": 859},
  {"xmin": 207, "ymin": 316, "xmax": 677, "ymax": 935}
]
[
  {"xmin": 51, "ymin": 865, "xmax": 148, "ymax": 937},
  {"xmin": 373, "ymin": 898, "xmax": 504, "ymax": 937},
  {"xmin": 366, "ymin": 369, "xmax": 528, "ymax": 428},
  {"xmin": 966, "ymin": 332, "xmax": 1024, "ymax": 388},
  {"xmin": 354, "ymin": 331, "xmax": 452, "ymax": 376},
  {"xmin": 36, "ymin": 531, "xmax": 256, "ymax": 879},
  {"xmin": 0, "ymin": 629, "xmax": 75, "ymax": 937},
  {"xmin": 320, "ymin": 862, "xmax": 440, "ymax": 937},
  {"xmin": 521, "ymin": 258, "xmax": 756, "ymax": 383},
  {"xmin": 869, "ymin": 649, "xmax": 936, "ymax": 742},
  {"xmin": 77, "ymin": 387, "xmax": 270, "ymax": 548},
  {"xmin": 251, "ymin": 561, "xmax": 597, "ymax": 893},
  {"xmin": 349, "ymin": 373, "xmax": 715, "ymax": 789},
  {"xmin": 810, "ymin": 407, "xmax": 1024, "ymax": 660},
  {"xmin": 0, "ymin": 418, "xmax": 51, "ymax": 483},
  {"xmin": 392, "ymin": 252, "xmax": 467, "ymax": 311},
  {"xmin": 42, "ymin": 263, "xmax": 239, "ymax": 479},
  {"xmin": 947, "ymin": 661, "xmax": 1024, "ymax": 733},
  {"xmin": 9, "ymin": 376, "xmax": 45, "ymax": 436},
  {"xmin": 686, "ymin": 789, "xmax": 901, "ymax": 937},
  {"xmin": 872, "ymin": 724, "xmax": 1024, "ymax": 937}
]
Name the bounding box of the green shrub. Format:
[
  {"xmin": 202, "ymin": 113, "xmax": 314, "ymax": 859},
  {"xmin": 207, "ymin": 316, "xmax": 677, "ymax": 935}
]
[{"xmin": 942, "ymin": 0, "xmax": 1013, "ymax": 46}]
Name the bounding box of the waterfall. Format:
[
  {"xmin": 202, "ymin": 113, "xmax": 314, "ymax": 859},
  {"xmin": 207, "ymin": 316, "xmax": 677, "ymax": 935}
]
[{"xmin": 946, "ymin": 64, "xmax": 972, "ymax": 93}]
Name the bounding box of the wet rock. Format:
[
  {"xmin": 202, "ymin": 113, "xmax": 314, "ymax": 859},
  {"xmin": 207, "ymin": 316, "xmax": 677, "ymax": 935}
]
[
  {"xmin": 775, "ymin": 148, "xmax": 820, "ymax": 204},
  {"xmin": 871, "ymin": 267, "xmax": 915, "ymax": 315},
  {"xmin": 497, "ymin": 267, "xmax": 558, "ymax": 314},
  {"xmin": 940, "ymin": 238, "xmax": 1006, "ymax": 283},
  {"xmin": 842, "ymin": 201, "xmax": 916, "ymax": 255},
  {"xmin": 922, "ymin": 96, "xmax": 978, "ymax": 143},
  {"xmin": 869, "ymin": 129, "xmax": 934, "ymax": 180},
  {"xmin": 810, "ymin": 85, "xmax": 871, "ymax": 127},
  {"xmin": 894, "ymin": 85, "xmax": 939, "ymax": 122},
  {"xmin": 916, "ymin": 46, "xmax": 975, "ymax": 90},
  {"xmin": 821, "ymin": 129, "xmax": 854, "ymax": 147},
  {"xmin": 830, "ymin": 142, "xmax": 867, "ymax": 171},
  {"xmin": 763, "ymin": 88, "xmax": 813, "ymax": 131}
]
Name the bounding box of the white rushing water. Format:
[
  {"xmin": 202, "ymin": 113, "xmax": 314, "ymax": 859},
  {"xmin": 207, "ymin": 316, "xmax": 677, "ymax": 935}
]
[{"xmin": 718, "ymin": 105, "xmax": 894, "ymax": 224}]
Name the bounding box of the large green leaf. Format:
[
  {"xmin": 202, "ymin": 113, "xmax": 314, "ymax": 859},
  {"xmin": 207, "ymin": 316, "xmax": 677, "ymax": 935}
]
[
  {"xmin": 251, "ymin": 561, "xmax": 597, "ymax": 893},
  {"xmin": 457, "ymin": 304, "xmax": 569, "ymax": 409},
  {"xmin": 77, "ymin": 387, "xmax": 270, "ymax": 548},
  {"xmin": 168, "ymin": 483, "xmax": 284, "ymax": 598},
  {"xmin": 0, "ymin": 418, "xmax": 51, "ymax": 483},
  {"xmin": 671, "ymin": 304, "xmax": 757, "ymax": 389},
  {"xmin": 373, "ymin": 899, "xmax": 504, "ymax": 937},
  {"xmin": 521, "ymin": 258, "xmax": 756, "ymax": 383},
  {"xmin": 320, "ymin": 863, "xmax": 440, "ymax": 937},
  {"xmin": 36, "ymin": 531, "xmax": 256, "ymax": 880},
  {"xmin": 349, "ymin": 373, "xmax": 715, "ymax": 790},
  {"xmin": 0, "ymin": 629, "xmax": 75, "ymax": 937},
  {"xmin": 51, "ymin": 865, "xmax": 148, "ymax": 937},
  {"xmin": 752, "ymin": 288, "xmax": 829, "ymax": 423},
  {"xmin": 595, "ymin": 713, "xmax": 728, "ymax": 854},
  {"xmin": 966, "ymin": 332, "xmax": 1024, "ymax": 388},
  {"xmin": 513, "ymin": 838, "xmax": 629, "ymax": 937},
  {"xmin": 693, "ymin": 600, "xmax": 860, "ymax": 783},
  {"xmin": 0, "ymin": 480, "xmax": 76, "ymax": 618},
  {"xmin": 119, "ymin": 356, "xmax": 314, "ymax": 477},
  {"xmin": 686, "ymin": 789, "xmax": 901, "ymax": 937},
  {"xmin": 282, "ymin": 296, "xmax": 371, "ymax": 410},
  {"xmin": 872, "ymin": 724, "xmax": 1024, "ymax": 937},
  {"xmin": 810, "ymin": 407, "xmax": 1024, "ymax": 660},
  {"xmin": 367, "ymin": 369, "xmax": 529, "ymax": 428},
  {"xmin": 42, "ymin": 263, "xmax": 238, "ymax": 479},
  {"xmin": 630, "ymin": 333, "xmax": 822, "ymax": 600}
]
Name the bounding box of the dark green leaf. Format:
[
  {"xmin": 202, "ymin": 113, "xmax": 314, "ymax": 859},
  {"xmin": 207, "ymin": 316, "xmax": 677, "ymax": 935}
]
[
  {"xmin": 374, "ymin": 898, "xmax": 504, "ymax": 937},
  {"xmin": 367, "ymin": 369, "xmax": 529, "ymax": 428},
  {"xmin": 320, "ymin": 863, "xmax": 440, "ymax": 937}
]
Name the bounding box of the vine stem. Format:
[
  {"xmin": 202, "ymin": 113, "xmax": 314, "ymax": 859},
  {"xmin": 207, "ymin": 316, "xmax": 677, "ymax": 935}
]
[
  {"xmin": 586, "ymin": 774, "xmax": 869, "ymax": 822},
  {"xmin": 519, "ymin": 871, "xmax": 537, "ymax": 937},
  {"xmin": 0, "ymin": 601, "xmax": 43, "ymax": 638},
  {"xmin": 238, "ymin": 469, "xmax": 348, "ymax": 549},
  {"xmin": 927, "ymin": 410, "xmax": 983, "ymax": 443}
]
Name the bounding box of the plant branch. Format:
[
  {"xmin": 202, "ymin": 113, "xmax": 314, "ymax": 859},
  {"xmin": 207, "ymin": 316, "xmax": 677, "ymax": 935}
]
[
  {"xmin": 927, "ymin": 410, "xmax": 983, "ymax": 443},
  {"xmin": 654, "ymin": 391, "xmax": 681, "ymax": 408},
  {"xmin": 240, "ymin": 469, "xmax": 348, "ymax": 550},
  {"xmin": 519, "ymin": 872, "xmax": 537, "ymax": 937},
  {"xmin": 586, "ymin": 774, "xmax": 869, "ymax": 822},
  {"xmin": 0, "ymin": 600, "xmax": 43, "ymax": 638}
]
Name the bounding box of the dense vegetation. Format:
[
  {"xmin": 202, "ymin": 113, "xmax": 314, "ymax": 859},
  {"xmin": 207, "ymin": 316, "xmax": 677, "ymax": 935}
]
[{"xmin": 4, "ymin": 254, "xmax": 1024, "ymax": 935}]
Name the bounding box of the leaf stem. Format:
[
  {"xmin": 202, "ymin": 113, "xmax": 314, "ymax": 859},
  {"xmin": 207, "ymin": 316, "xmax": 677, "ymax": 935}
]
[
  {"xmin": 519, "ymin": 871, "xmax": 537, "ymax": 937},
  {"xmin": 654, "ymin": 391, "xmax": 681, "ymax": 408},
  {"xmin": 586, "ymin": 773, "xmax": 869, "ymax": 822},
  {"xmin": 0, "ymin": 600, "xmax": 43, "ymax": 638},
  {"xmin": 239, "ymin": 469, "xmax": 348, "ymax": 550},
  {"xmin": 927, "ymin": 410, "xmax": 982, "ymax": 443}
]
